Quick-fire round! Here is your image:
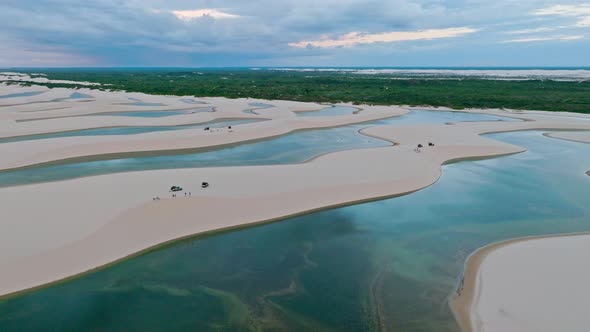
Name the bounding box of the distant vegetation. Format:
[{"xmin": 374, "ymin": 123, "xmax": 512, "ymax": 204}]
[{"xmin": 13, "ymin": 69, "xmax": 590, "ymax": 113}]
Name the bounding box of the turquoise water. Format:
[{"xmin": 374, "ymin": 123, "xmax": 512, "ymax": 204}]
[
  {"xmin": 95, "ymin": 107, "xmax": 215, "ymax": 117},
  {"xmin": 117, "ymin": 101, "xmax": 167, "ymax": 106},
  {"xmin": 0, "ymin": 91, "xmax": 46, "ymax": 99},
  {"xmin": 180, "ymin": 98, "xmax": 207, "ymax": 105},
  {"xmin": 70, "ymin": 92, "xmax": 93, "ymax": 99},
  {"xmin": 0, "ymin": 119, "xmax": 263, "ymax": 144},
  {"xmin": 371, "ymin": 109, "xmax": 522, "ymax": 124},
  {"xmin": 297, "ymin": 105, "xmax": 358, "ymax": 116},
  {"xmin": 0, "ymin": 111, "xmax": 518, "ymax": 187},
  {"xmin": 0, "ymin": 123, "xmax": 390, "ymax": 187},
  {"xmin": 248, "ymin": 102, "xmax": 274, "ymax": 109},
  {"xmin": 0, "ymin": 131, "xmax": 588, "ymax": 331},
  {"xmin": 51, "ymin": 92, "xmax": 94, "ymax": 102}
]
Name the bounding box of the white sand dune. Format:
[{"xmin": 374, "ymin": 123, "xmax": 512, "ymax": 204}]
[
  {"xmin": 545, "ymin": 130, "xmax": 590, "ymax": 144},
  {"xmin": 454, "ymin": 234, "xmax": 590, "ymax": 332}
]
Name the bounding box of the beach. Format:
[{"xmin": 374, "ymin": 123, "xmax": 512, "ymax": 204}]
[
  {"xmin": 452, "ymin": 233, "xmax": 590, "ymax": 332},
  {"xmin": 1, "ymin": 82, "xmax": 590, "ymax": 308},
  {"xmin": 545, "ymin": 130, "xmax": 590, "ymax": 144}
]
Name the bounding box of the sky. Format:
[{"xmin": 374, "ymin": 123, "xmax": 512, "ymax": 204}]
[{"xmin": 0, "ymin": 0, "xmax": 589, "ymax": 67}]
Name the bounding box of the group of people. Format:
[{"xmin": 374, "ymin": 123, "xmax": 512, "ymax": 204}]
[
  {"xmin": 152, "ymin": 191, "xmax": 193, "ymax": 201},
  {"xmin": 171, "ymin": 192, "xmax": 191, "ymax": 198}
]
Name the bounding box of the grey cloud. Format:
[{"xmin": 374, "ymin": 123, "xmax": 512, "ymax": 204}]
[{"xmin": 0, "ymin": 0, "xmax": 587, "ymax": 66}]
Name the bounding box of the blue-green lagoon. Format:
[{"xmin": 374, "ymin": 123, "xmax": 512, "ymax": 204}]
[
  {"xmin": 0, "ymin": 91, "xmax": 47, "ymax": 99},
  {"xmin": 0, "ymin": 130, "xmax": 588, "ymax": 331},
  {"xmin": 0, "ymin": 119, "xmax": 264, "ymax": 144},
  {"xmin": 297, "ymin": 105, "xmax": 359, "ymax": 116},
  {"xmin": 95, "ymin": 107, "xmax": 215, "ymax": 118},
  {"xmin": 242, "ymin": 102, "xmax": 274, "ymax": 114},
  {"xmin": 50, "ymin": 92, "xmax": 94, "ymax": 102},
  {"xmin": 0, "ymin": 111, "xmax": 518, "ymax": 188},
  {"xmin": 0, "ymin": 122, "xmax": 390, "ymax": 187}
]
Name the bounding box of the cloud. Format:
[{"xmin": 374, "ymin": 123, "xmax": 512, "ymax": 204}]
[
  {"xmin": 289, "ymin": 27, "xmax": 477, "ymax": 48},
  {"xmin": 533, "ymin": 4, "xmax": 590, "ymax": 16},
  {"xmin": 506, "ymin": 27, "xmax": 556, "ymax": 35},
  {"xmin": 577, "ymin": 16, "xmax": 590, "ymax": 27},
  {"xmin": 533, "ymin": 4, "xmax": 590, "ymax": 28},
  {"xmin": 172, "ymin": 9, "xmax": 239, "ymax": 21},
  {"xmin": 505, "ymin": 35, "xmax": 584, "ymax": 43},
  {"xmin": 0, "ymin": 1, "xmax": 588, "ymax": 67}
]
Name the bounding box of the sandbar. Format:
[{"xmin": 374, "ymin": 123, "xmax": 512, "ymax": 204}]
[{"xmin": 452, "ymin": 233, "xmax": 590, "ymax": 332}]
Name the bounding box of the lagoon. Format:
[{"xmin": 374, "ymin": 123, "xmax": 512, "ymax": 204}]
[
  {"xmin": 95, "ymin": 107, "xmax": 215, "ymax": 118},
  {"xmin": 0, "ymin": 119, "xmax": 263, "ymax": 144},
  {"xmin": 0, "ymin": 111, "xmax": 519, "ymax": 187},
  {"xmin": 297, "ymin": 105, "xmax": 359, "ymax": 116},
  {"xmin": 0, "ymin": 91, "xmax": 46, "ymax": 99}
]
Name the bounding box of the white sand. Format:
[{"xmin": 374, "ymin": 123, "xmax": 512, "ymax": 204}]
[
  {"xmin": 545, "ymin": 131, "xmax": 590, "ymax": 144},
  {"xmin": 469, "ymin": 234, "xmax": 590, "ymax": 332},
  {"xmin": 0, "ymin": 83, "xmax": 589, "ymax": 299}
]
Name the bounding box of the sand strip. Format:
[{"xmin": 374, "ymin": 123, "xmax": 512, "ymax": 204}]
[{"xmin": 451, "ymin": 233, "xmax": 590, "ymax": 332}]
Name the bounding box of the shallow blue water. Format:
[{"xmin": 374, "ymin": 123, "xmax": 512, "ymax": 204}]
[
  {"xmin": 0, "ymin": 131, "xmax": 587, "ymax": 331},
  {"xmin": 248, "ymin": 102, "xmax": 274, "ymax": 109},
  {"xmin": 70, "ymin": 92, "xmax": 93, "ymax": 99},
  {"xmin": 372, "ymin": 109, "xmax": 522, "ymax": 124},
  {"xmin": 297, "ymin": 105, "xmax": 358, "ymax": 116},
  {"xmin": 0, "ymin": 119, "xmax": 264, "ymax": 144},
  {"xmin": 51, "ymin": 92, "xmax": 94, "ymax": 102},
  {"xmin": 0, "ymin": 122, "xmax": 390, "ymax": 187},
  {"xmin": 0, "ymin": 91, "xmax": 46, "ymax": 99},
  {"xmin": 96, "ymin": 107, "xmax": 215, "ymax": 118},
  {"xmin": 242, "ymin": 102, "xmax": 274, "ymax": 114},
  {"xmin": 0, "ymin": 111, "xmax": 520, "ymax": 187},
  {"xmin": 118, "ymin": 101, "xmax": 167, "ymax": 107},
  {"xmin": 180, "ymin": 98, "xmax": 207, "ymax": 105}
]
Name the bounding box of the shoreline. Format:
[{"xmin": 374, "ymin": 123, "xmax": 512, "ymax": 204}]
[
  {"xmin": 0, "ymin": 113, "xmax": 400, "ymax": 175},
  {"xmin": 0, "ymin": 126, "xmax": 397, "ymax": 189},
  {"xmin": 0, "ymin": 106, "xmax": 404, "ymax": 171},
  {"xmin": 0, "ymin": 148, "xmax": 523, "ymax": 301},
  {"xmin": 450, "ymin": 232, "xmax": 590, "ymax": 332},
  {"xmin": 0, "ymin": 117, "xmax": 270, "ymax": 141},
  {"xmin": 0, "ymin": 126, "xmax": 527, "ymax": 297},
  {"xmin": 543, "ymin": 131, "xmax": 590, "ymax": 145}
]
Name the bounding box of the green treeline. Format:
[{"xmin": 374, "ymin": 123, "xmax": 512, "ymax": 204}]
[{"xmin": 14, "ymin": 69, "xmax": 590, "ymax": 113}]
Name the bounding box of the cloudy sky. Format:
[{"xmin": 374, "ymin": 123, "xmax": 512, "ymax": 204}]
[{"xmin": 1, "ymin": 0, "xmax": 589, "ymax": 67}]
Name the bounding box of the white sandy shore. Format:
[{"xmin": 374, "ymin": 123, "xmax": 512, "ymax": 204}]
[
  {"xmin": 454, "ymin": 234, "xmax": 590, "ymax": 332},
  {"xmin": 545, "ymin": 131, "xmax": 590, "ymax": 144},
  {"xmin": 0, "ymin": 84, "xmax": 589, "ymax": 299}
]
